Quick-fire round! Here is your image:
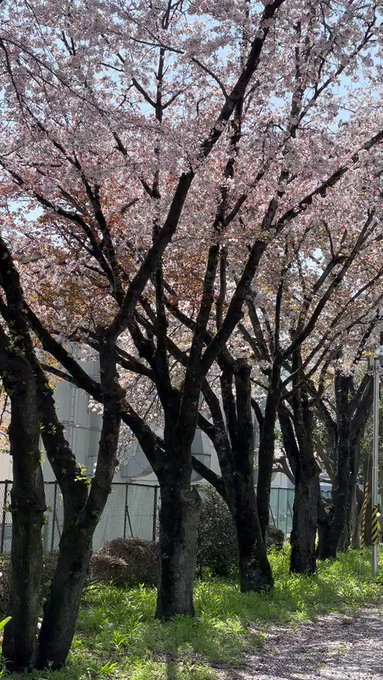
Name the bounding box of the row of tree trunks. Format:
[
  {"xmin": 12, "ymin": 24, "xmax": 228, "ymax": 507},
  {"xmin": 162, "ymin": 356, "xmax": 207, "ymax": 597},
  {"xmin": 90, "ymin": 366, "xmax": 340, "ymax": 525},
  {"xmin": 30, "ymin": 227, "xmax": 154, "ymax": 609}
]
[
  {"xmin": 0, "ymin": 321, "xmax": 372, "ymax": 669},
  {"xmin": 0, "ymin": 348, "xmax": 371, "ymax": 670},
  {"xmin": 315, "ymin": 371, "xmax": 373, "ymax": 559}
]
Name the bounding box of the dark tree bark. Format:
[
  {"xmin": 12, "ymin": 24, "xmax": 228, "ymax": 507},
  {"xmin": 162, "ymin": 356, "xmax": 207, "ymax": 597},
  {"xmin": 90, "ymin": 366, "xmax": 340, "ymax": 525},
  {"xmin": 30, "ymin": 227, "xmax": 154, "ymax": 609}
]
[
  {"xmin": 343, "ymin": 382, "xmax": 372, "ymax": 549},
  {"xmin": 194, "ymin": 359, "xmax": 273, "ymax": 592},
  {"xmin": 290, "ymin": 456, "xmax": 320, "ymax": 574},
  {"xmin": 156, "ymin": 459, "xmax": 201, "ymax": 619},
  {"xmin": 37, "ymin": 522, "xmax": 92, "ymax": 669},
  {"xmin": 323, "ymin": 372, "xmax": 352, "ymax": 558},
  {"xmin": 37, "ymin": 339, "xmax": 122, "ymax": 669},
  {"xmin": 0, "ymin": 246, "xmax": 46, "ymax": 671},
  {"xmin": 234, "ymin": 479, "xmax": 273, "ymax": 591},
  {"xmin": 0, "ymin": 291, "xmax": 103, "ymax": 670},
  {"xmin": 233, "ymin": 360, "xmax": 273, "ymax": 590},
  {"xmin": 317, "ymin": 497, "xmax": 333, "ymax": 560},
  {"xmin": 0, "ymin": 347, "xmax": 45, "ymax": 672},
  {"xmin": 312, "ymin": 372, "xmax": 372, "ymax": 558},
  {"xmin": 278, "ymin": 403, "xmax": 298, "ymax": 481},
  {"xmin": 30, "ymin": 362, "xmax": 91, "ymax": 669},
  {"xmin": 256, "ymin": 364, "xmax": 281, "ymax": 539},
  {"xmin": 280, "ymin": 398, "xmax": 322, "ymax": 567},
  {"xmin": 289, "ymin": 350, "xmax": 319, "ymax": 575}
]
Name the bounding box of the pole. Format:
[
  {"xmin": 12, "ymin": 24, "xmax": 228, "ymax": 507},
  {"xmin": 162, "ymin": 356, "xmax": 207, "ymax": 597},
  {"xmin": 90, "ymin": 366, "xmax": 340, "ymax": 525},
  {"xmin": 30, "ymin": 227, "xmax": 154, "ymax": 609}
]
[
  {"xmin": 123, "ymin": 483, "xmax": 128, "ymax": 539},
  {"xmin": 51, "ymin": 482, "xmax": 58, "ymax": 553},
  {"xmin": 152, "ymin": 486, "xmax": 158, "ymax": 542},
  {"xmin": 0, "ymin": 480, "xmax": 8, "ymax": 553},
  {"xmin": 372, "ymin": 355, "xmax": 380, "ymax": 576}
]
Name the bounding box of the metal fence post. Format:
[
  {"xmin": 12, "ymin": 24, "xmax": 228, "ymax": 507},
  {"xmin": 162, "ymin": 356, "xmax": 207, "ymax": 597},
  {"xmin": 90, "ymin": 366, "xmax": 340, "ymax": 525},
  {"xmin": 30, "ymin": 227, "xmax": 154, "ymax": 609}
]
[
  {"xmin": 50, "ymin": 481, "xmax": 58, "ymax": 552},
  {"xmin": 123, "ymin": 483, "xmax": 129, "ymax": 539},
  {"xmin": 287, "ymin": 499, "xmax": 293, "ymax": 535},
  {"xmin": 285, "ymin": 493, "xmax": 288, "ymax": 536},
  {"xmin": 152, "ymin": 486, "xmax": 158, "ymax": 541},
  {"xmin": 0, "ymin": 480, "xmax": 8, "ymax": 553}
]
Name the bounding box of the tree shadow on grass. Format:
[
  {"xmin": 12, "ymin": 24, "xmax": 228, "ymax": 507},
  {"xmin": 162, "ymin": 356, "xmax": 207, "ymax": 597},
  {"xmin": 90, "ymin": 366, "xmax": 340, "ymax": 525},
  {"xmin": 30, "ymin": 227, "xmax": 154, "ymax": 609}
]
[
  {"xmin": 166, "ymin": 661, "xmax": 178, "ymax": 680},
  {"xmin": 70, "ymin": 549, "xmax": 383, "ymax": 679}
]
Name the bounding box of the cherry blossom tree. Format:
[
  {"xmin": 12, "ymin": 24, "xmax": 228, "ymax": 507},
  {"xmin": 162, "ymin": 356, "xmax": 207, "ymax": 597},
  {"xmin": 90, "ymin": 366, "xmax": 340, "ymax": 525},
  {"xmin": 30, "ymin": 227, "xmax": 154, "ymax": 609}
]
[
  {"xmin": 0, "ymin": 0, "xmax": 383, "ymax": 670},
  {"xmin": 204, "ymin": 188, "xmax": 383, "ymax": 575},
  {"xmin": 270, "ymin": 208, "xmax": 383, "ymax": 571},
  {"xmin": 0, "ymin": 0, "xmax": 291, "ymax": 668}
]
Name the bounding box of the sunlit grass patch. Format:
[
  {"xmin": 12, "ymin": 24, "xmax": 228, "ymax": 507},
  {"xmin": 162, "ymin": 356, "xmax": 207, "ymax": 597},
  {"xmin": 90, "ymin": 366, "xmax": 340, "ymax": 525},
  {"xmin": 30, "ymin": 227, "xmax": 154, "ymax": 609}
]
[{"xmin": 3, "ymin": 547, "xmax": 383, "ymax": 679}]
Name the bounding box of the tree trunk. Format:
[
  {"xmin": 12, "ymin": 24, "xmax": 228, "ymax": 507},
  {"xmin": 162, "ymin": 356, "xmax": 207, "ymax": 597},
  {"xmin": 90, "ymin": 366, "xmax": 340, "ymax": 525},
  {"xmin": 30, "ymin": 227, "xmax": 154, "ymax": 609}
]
[
  {"xmin": 289, "ymin": 349, "xmax": 319, "ymax": 575},
  {"xmin": 233, "ymin": 359, "xmax": 273, "ymax": 591},
  {"xmin": 233, "ymin": 479, "xmax": 273, "ymax": 591},
  {"xmin": 36, "ymin": 339, "xmax": 122, "ymax": 669},
  {"xmin": 315, "ymin": 372, "xmax": 371, "ymax": 557},
  {"xmin": 37, "ymin": 520, "xmax": 92, "ymax": 669},
  {"xmin": 290, "ymin": 457, "xmax": 320, "ymax": 574},
  {"xmin": 325, "ymin": 478, "xmax": 350, "ymax": 558},
  {"xmin": 346, "ymin": 415, "xmax": 369, "ymax": 549},
  {"xmin": 257, "ymin": 366, "xmax": 281, "ymax": 538},
  {"xmin": 155, "ymin": 467, "xmax": 201, "ymax": 619},
  {"xmin": 256, "ymin": 414, "xmax": 276, "ymax": 539},
  {"xmin": 323, "ymin": 373, "xmax": 352, "ymax": 557},
  {"xmin": 196, "ymin": 360, "xmax": 273, "ymax": 593},
  {"xmin": 1, "ymin": 352, "xmax": 45, "ymax": 672},
  {"xmin": 345, "ymin": 441, "xmax": 360, "ymax": 550},
  {"xmin": 317, "ymin": 496, "xmax": 333, "ymax": 560}
]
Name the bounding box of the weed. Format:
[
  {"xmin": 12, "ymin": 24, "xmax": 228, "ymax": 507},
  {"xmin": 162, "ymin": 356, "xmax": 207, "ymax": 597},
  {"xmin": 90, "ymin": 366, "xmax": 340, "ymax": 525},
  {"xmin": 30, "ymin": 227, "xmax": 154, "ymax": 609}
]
[{"xmin": 1, "ymin": 548, "xmax": 382, "ymax": 679}]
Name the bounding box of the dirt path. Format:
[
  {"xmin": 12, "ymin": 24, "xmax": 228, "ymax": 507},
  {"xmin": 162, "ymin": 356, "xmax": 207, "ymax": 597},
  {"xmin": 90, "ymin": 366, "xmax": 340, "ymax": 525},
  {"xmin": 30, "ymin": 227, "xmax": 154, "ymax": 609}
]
[{"xmin": 227, "ymin": 607, "xmax": 383, "ymax": 679}]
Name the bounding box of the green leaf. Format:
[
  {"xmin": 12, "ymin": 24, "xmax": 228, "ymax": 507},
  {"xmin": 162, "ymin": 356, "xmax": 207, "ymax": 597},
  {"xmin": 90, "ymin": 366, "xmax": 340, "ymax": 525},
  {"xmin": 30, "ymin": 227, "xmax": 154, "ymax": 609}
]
[{"xmin": 0, "ymin": 617, "xmax": 11, "ymax": 632}]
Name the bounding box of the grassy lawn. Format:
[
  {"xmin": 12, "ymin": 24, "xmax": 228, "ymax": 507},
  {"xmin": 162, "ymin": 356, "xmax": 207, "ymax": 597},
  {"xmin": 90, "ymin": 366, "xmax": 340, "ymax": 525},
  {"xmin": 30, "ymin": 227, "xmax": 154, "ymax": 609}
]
[{"xmin": 3, "ymin": 548, "xmax": 383, "ymax": 679}]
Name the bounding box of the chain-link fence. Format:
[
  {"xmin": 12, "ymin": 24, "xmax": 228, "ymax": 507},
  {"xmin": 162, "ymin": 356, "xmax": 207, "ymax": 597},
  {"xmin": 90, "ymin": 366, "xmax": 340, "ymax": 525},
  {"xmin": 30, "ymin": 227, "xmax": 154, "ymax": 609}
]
[
  {"xmin": 0, "ymin": 480, "xmax": 11, "ymax": 552},
  {"xmin": 0, "ymin": 480, "xmax": 327, "ymax": 552},
  {"xmin": 0, "ymin": 480, "xmax": 159, "ymax": 553},
  {"xmin": 269, "ymin": 487, "xmax": 295, "ymax": 536},
  {"xmin": 269, "ymin": 486, "xmax": 332, "ymax": 536}
]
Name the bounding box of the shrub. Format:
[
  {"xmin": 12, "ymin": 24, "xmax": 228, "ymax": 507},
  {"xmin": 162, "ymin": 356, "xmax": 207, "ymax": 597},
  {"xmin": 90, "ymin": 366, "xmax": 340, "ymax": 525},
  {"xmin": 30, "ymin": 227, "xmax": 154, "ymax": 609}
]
[
  {"xmin": 196, "ymin": 487, "xmax": 285, "ymax": 576},
  {"xmin": 89, "ymin": 554, "xmax": 133, "ymax": 585},
  {"xmin": 41, "ymin": 551, "xmax": 59, "ymax": 584},
  {"xmin": 197, "ymin": 487, "xmax": 238, "ymax": 577},
  {"xmin": 0, "ymin": 561, "xmax": 9, "ymax": 619},
  {"xmin": 0, "ymin": 552, "xmax": 59, "ymax": 618},
  {"xmin": 91, "ymin": 538, "xmax": 159, "ymax": 586},
  {"xmin": 266, "ymin": 525, "xmax": 285, "ymax": 549}
]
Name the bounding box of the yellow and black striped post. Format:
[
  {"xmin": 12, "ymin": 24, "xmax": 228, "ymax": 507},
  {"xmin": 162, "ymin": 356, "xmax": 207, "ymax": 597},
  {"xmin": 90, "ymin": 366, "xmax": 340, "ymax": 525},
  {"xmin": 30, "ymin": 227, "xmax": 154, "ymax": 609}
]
[
  {"xmin": 360, "ymin": 481, "xmax": 370, "ymax": 554},
  {"xmin": 372, "ymin": 504, "xmax": 380, "ymax": 546}
]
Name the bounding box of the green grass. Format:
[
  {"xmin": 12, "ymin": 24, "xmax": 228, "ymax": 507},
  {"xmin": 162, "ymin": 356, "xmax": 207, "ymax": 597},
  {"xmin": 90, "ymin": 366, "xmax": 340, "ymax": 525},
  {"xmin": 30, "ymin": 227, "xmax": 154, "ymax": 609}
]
[{"xmin": 4, "ymin": 548, "xmax": 383, "ymax": 679}]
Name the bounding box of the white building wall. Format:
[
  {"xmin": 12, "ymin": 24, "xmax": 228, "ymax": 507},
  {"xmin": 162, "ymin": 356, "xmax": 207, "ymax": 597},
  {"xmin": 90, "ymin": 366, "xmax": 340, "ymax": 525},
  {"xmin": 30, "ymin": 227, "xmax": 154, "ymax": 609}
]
[{"xmin": 0, "ymin": 451, "xmax": 12, "ymax": 480}]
